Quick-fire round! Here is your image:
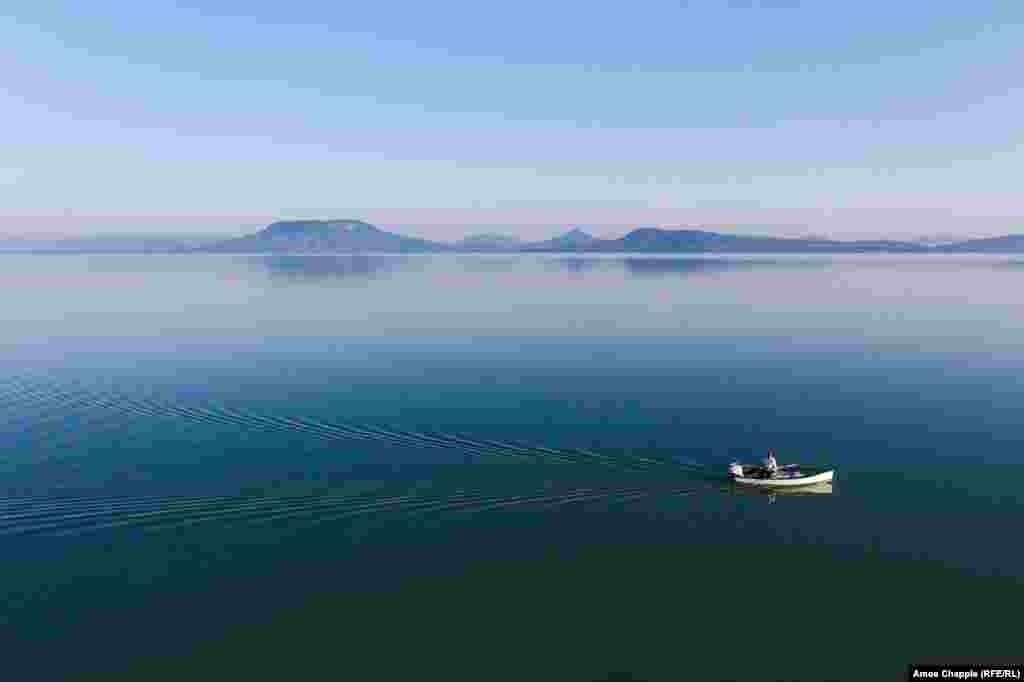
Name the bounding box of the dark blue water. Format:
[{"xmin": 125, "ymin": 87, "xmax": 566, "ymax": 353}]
[{"xmin": 2, "ymin": 254, "xmax": 1022, "ymax": 680}]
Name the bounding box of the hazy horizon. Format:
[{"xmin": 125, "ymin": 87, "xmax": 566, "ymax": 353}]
[
  {"xmin": 0, "ymin": 212, "xmax": 1019, "ymax": 244},
  {"xmin": 3, "ymin": 2, "xmax": 1023, "ymax": 240}
]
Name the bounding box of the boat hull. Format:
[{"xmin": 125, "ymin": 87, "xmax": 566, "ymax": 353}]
[{"xmin": 732, "ymin": 470, "xmax": 834, "ymax": 488}]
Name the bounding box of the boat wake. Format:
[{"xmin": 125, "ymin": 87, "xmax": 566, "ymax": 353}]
[
  {"xmin": 0, "ymin": 372, "xmax": 706, "ymax": 541},
  {"xmin": 1, "ymin": 373, "xmax": 699, "ymax": 473},
  {"xmin": 0, "ymin": 484, "xmax": 698, "ymax": 540}
]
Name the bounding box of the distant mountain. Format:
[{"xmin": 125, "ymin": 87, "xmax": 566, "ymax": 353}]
[
  {"xmin": 913, "ymin": 233, "xmax": 959, "ymax": 246},
  {"xmin": 934, "ymin": 234, "xmax": 1024, "ymax": 253},
  {"xmin": 454, "ymin": 233, "xmax": 525, "ymax": 251},
  {"xmin": 523, "ymin": 228, "xmax": 599, "ymax": 251},
  {"xmin": 612, "ymin": 228, "xmax": 798, "ymax": 253},
  {"xmin": 61, "ymin": 219, "xmax": 1024, "ymax": 255},
  {"xmin": 205, "ymin": 220, "xmax": 449, "ymax": 253},
  {"xmin": 521, "ymin": 227, "xmax": 926, "ymax": 253},
  {"xmin": 613, "ymin": 228, "xmax": 930, "ymax": 253}
]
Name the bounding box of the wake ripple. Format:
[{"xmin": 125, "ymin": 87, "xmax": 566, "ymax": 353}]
[
  {"xmin": 0, "ymin": 372, "xmax": 711, "ymax": 541},
  {"xmin": 0, "ymin": 483, "xmax": 698, "ymax": 540},
  {"xmin": 1, "ymin": 372, "xmax": 706, "ymax": 474}
]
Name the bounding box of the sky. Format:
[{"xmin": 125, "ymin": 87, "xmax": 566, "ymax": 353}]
[{"xmin": 2, "ymin": 0, "xmax": 1023, "ymax": 240}]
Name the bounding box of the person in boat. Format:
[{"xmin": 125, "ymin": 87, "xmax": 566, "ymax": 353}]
[{"xmin": 763, "ymin": 451, "xmax": 779, "ymax": 478}]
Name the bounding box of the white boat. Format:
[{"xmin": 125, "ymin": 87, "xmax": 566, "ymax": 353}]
[{"xmin": 729, "ymin": 463, "xmax": 835, "ymax": 488}]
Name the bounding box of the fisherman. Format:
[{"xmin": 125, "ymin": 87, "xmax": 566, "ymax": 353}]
[{"xmin": 764, "ymin": 450, "xmax": 779, "ymax": 478}]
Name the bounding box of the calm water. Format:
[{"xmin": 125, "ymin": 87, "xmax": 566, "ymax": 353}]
[{"xmin": 2, "ymin": 254, "xmax": 1023, "ymax": 680}]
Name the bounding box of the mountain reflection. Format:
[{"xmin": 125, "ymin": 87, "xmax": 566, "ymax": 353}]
[
  {"xmin": 538, "ymin": 256, "xmax": 826, "ymax": 278},
  {"xmin": 621, "ymin": 257, "xmax": 824, "ymax": 277},
  {"xmin": 543, "ymin": 257, "xmax": 604, "ymax": 275},
  {"xmin": 250, "ymin": 254, "xmax": 835, "ymax": 284},
  {"xmin": 254, "ymin": 255, "xmax": 416, "ymax": 282}
]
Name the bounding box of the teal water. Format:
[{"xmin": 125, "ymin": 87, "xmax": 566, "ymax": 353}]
[{"xmin": 2, "ymin": 254, "xmax": 1023, "ymax": 680}]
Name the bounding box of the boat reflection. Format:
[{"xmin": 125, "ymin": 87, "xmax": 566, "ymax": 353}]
[{"xmin": 724, "ymin": 481, "xmax": 834, "ymax": 503}]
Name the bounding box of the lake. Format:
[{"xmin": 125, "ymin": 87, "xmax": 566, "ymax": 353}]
[{"xmin": 2, "ymin": 254, "xmax": 1022, "ymax": 680}]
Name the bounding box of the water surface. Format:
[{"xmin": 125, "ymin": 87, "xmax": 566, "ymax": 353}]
[{"xmin": 2, "ymin": 254, "xmax": 1022, "ymax": 680}]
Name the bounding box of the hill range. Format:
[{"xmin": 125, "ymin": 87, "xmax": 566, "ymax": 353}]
[
  {"xmin": 5, "ymin": 219, "xmax": 1023, "ymax": 254},
  {"xmin": 200, "ymin": 219, "xmax": 1024, "ymax": 254}
]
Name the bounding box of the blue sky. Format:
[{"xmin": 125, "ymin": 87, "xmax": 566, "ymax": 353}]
[{"xmin": 2, "ymin": 0, "xmax": 1022, "ymax": 239}]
